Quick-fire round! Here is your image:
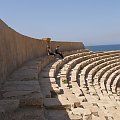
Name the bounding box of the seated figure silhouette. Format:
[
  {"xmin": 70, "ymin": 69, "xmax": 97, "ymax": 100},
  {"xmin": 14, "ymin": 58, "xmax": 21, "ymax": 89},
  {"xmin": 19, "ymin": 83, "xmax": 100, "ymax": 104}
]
[
  {"xmin": 55, "ymin": 45, "xmax": 64, "ymax": 59},
  {"xmin": 47, "ymin": 46, "xmax": 55, "ymax": 56}
]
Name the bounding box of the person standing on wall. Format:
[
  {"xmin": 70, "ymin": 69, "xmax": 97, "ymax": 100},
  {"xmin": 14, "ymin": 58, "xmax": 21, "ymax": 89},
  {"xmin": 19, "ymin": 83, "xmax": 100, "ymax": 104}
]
[{"xmin": 55, "ymin": 45, "xmax": 64, "ymax": 59}]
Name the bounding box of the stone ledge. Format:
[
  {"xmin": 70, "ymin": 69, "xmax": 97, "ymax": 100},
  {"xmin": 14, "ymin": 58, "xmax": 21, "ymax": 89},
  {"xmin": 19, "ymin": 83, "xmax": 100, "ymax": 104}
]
[{"xmin": 44, "ymin": 97, "xmax": 71, "ymax": 109}]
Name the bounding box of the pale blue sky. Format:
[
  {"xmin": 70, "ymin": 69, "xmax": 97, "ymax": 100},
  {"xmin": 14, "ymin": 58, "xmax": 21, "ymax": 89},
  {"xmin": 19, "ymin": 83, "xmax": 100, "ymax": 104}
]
[{"xmin": 0, "ymin": 0, "xmax": 120, "ymax": 45}]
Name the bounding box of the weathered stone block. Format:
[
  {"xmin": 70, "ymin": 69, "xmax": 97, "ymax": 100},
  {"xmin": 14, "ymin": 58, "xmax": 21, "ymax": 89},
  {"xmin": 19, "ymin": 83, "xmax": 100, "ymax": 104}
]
[
  {"xmin": 44, "ymin": 97, "xmax": 71, "ymax": 109},
  {"xmin": 0, "ymin": 99, "xmax": 19, "ymax": 113}
]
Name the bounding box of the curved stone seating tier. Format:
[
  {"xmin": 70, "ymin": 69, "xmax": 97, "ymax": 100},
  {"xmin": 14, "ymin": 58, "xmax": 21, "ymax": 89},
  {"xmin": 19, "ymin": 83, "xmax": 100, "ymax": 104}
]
[
  {"xmin": 38, "ymin": 49, "xmax": 91, "ymax": 98},
  {"xmin": 47, "ymin": 50, "xmax": 92, "ymax": 77},
  {"xmin": 70, "ymin": 53, "xmax": 119, "ymax": 101},
  {"xmin": 59, "ymin": 51, "xmax": 120, "ymax": 80},
  {"xmin": 61, "ymin": 51, "xmax": 120, "ymax": 87},
  {"xmin": 41, "ymin": 49, "xmax": 90, "ymax": 77},
  {"xmin": 100, "ymin": 69, "xmax": 120, "ymax": 103},
  {"xmin": 57, "ymin": 51, "xmax": 120, "ymax": 101},
  {"xmin": 53, "ymin": 51, "xmax": 120, "ymax": 119},
  {"xmin": 54, "ymin": 51, "xmax": 110, "ymax": 117},
  {"xmin": 59, "ymin": 52, "xmax": 120, "ymax": 102},
  {"xmin": 52, "ymin": 50, "xmax": 120, "ymax": 120},
  {"xmin": 59, "ymin": 53, "xmax": 98, "ymax": 85},
  {"xmin": 59, "ymin": 51, "xmax": 116, "ymax": 87},
  {"xmin": 96, "ymin": 66, "xmax": 120, "ymax": 105},
  {"xmin": 94, "ymin": 62, "xmax": 120, "ymax": 86},
  {"xmin": 40, "ymin": 50, "xmax": 103, "ymax": 120},
  {"xmin": 116, "ymin": 87, "xmax": 120, "ymax": 96},
  {"xmin": 87, "ymin": 56, "xmax": 120, "ymax": 83},
  {"xmin": 54, "ymin": 51, "xmax": 95, "ymax": 80},
  {"xmin": 112, "ymin": 75, "xmax": 120, "ymax": 94},
  {"xmin": 95, "ymin": 68, "xmax": 120, "ymax": 105},
  {"xmin": 106, "ymin": 69, "xmax": 120, "ymax": 93},
  {"xmin": 71, "ymin": 58, "xmax": 119, "ymax": 96},
  {"xmin": 79, "ymin": 58, "xmax": 120, "ymax": 118},
  {"xmin": 70, "ymin": 63, "xmax": 120, "ymax": 116},
  {"xmin": 79, "ymin": 51, "xmax": 120, "ymax": 72},
  {"xmin": 58, "ymin": 69, "xmax": 98, "ymax": 118},
  {"xmin": 87, "ymin": 57, "xmax": 120, "ymax": 83},
  {"xmin": 92, "ymin": 62, "xmax": 120, "ymax": 101},
  {"xmin": 85, "ymin": 60, "xmax": 120, "ymax": 100},
  {"xmin": 87, "ymin": 59, "xmax": 120, "ymax": 97},
  {"xmin": 109, "ymin": 79, "xmax": 120, "ymax": 104},
  {"xmin": 72, "ymin": 58, "xmax": 119, "ymax": 85},
  {"xmin": 53, "ymin": 52, "xmax": 99, "ymax": 108},
  {"xmin": 80, "ymin": 55, "xmax": 120, "ymax": 88},
  {"xmin": 99, "ymin": 65, "xmax": 120, "ymax": 92}
]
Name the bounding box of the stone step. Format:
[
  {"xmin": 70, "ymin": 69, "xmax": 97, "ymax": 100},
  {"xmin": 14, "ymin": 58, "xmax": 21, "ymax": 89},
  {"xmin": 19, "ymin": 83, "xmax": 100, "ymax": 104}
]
[
  {"xmin": 68, "ymin": 114, "xmax": 82, "ymax": 120},
  {"xmin": 71, "ymin": 108, "xmax": 92, "ymax": 120},
  {"xmin": 0, "ymin": 107, "xmax": 45, "ymax": 120},
  {"xmin": 40, "ymin": 83, "xmax": 62, "ymax": 95},
  {"xmin": 71, "ymin": 87, "xmax": 84, "ymax": 97},
  {"xmin": 41, "ymin": 87, "xmax": 51, "ymax": 98},
  {"xmin": 8, "ymin": 70, "xmax": 38, "ymax": 81},
  {"xmin": 39, "ymin": 70, "xmax": 55, "ymax": 78},
  {"xmin": 3, "ymin": 81, "xmax": 39, "ymax": 86},
  {"xmin": 81, "ymin": 102, "xmax": 99, "ymax": 116},
  {"xmin": 62, "ymin": 88, "xmax": 81, "ymax": 108},
  {"xmin": 46, "ymin": 110, "xmax": 70, "ymax": 120},
  {"xmin": 2, "ymin": 81, "xmax": 43, "ymax": 107},
  {"xmin": 92, "ymin": 115, "xmax": 105, "ymax": 120},
  {"xmin": 78, "ymin": 96, "xmax": 87, "ymax": 102},
  {"xmin": 2, "ymin": 84, "xmax": 40, "ymax": 92},
  {"xmin": 43, "ymin": 97, "xmax": 71, "ymax": 109},
  {"xmin": 3, "ymin": 91, "xmax": 43, "ymax": 106},
  {"xmin": 39, "ymin": 78, "xmax": 56, "ymax": 84},
  {"xmin": 70, "ymin": 82, "xmax": 84, "ymax": 97}
]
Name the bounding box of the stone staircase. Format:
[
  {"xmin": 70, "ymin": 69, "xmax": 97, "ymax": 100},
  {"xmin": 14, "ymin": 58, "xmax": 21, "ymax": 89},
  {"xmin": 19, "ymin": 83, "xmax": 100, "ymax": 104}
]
[{"xmin": 0, "ymin": 49, "xmax": 120, "ymax": 120}]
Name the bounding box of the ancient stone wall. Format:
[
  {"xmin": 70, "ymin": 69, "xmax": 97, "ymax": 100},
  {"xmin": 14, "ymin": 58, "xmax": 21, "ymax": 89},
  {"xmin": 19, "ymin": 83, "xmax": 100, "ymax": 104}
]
[
  {"xmin": 51, "ymin": 41, "xmax": 85, "ymax": 52},
  {"xmin": 0, "ymin": 19, "xmax": 84, "ymax": 83}
]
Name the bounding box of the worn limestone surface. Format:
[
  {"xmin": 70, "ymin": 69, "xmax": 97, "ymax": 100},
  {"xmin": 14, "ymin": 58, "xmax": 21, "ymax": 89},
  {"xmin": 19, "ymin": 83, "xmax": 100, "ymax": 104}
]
[
  {"xmin": 0, "ymin": 19, "xmax": 85, "ymax": 120},
  {"xmin": 1, "ymin": 19, "xmax": 120, "ymax": 120}
]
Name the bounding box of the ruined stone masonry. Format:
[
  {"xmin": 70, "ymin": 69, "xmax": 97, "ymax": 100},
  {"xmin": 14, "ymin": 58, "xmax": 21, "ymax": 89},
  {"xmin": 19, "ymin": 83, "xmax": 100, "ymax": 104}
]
[{"xmin": 0, "ymin": 19, "xmax": 120, "ymax": 120}]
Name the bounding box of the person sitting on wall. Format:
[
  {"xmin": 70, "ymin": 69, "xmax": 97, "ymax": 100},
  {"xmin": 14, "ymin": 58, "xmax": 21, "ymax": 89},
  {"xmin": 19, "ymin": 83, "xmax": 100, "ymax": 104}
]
[
  {"xmin": 55, "ymin": 45, "xmax": 64, "ymax": 59},
  {"xmin": 47, "ymin": 46, "xmax": 55, "ymax": 56}
]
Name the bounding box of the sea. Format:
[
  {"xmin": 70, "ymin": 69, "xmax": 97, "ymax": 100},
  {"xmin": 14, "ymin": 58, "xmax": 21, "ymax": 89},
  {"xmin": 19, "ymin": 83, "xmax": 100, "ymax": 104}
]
[{"xmin": 85, "ymin": 44, "xmax": 120, "ymax": 52}]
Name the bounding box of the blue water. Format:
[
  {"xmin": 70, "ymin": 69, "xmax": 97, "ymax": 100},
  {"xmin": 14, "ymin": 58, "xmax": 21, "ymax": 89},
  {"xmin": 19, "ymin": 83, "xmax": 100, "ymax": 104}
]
[{"xmin": 85, "ymin": 44, "xmax": 120, "ymax": 52}]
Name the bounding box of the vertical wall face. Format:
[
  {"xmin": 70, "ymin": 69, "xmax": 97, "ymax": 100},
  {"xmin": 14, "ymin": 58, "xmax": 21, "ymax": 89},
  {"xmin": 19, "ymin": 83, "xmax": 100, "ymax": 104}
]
[
  {"xmin": 0, "ymin": 20, "xmax": 47, "ymax": 82},
  {"xmin": 51, "ymin": 41, "xmax": 85, "ymax": 52},
  {"xmin": 0, "ymin": 19, "xmax": 85, "ymax": 83}
]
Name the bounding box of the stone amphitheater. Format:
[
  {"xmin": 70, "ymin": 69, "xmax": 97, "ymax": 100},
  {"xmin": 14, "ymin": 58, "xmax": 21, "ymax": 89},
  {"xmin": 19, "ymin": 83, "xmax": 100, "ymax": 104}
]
[{"xmin": 0, "ymin": 19, "xmax": 120, "ymax": 120}]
